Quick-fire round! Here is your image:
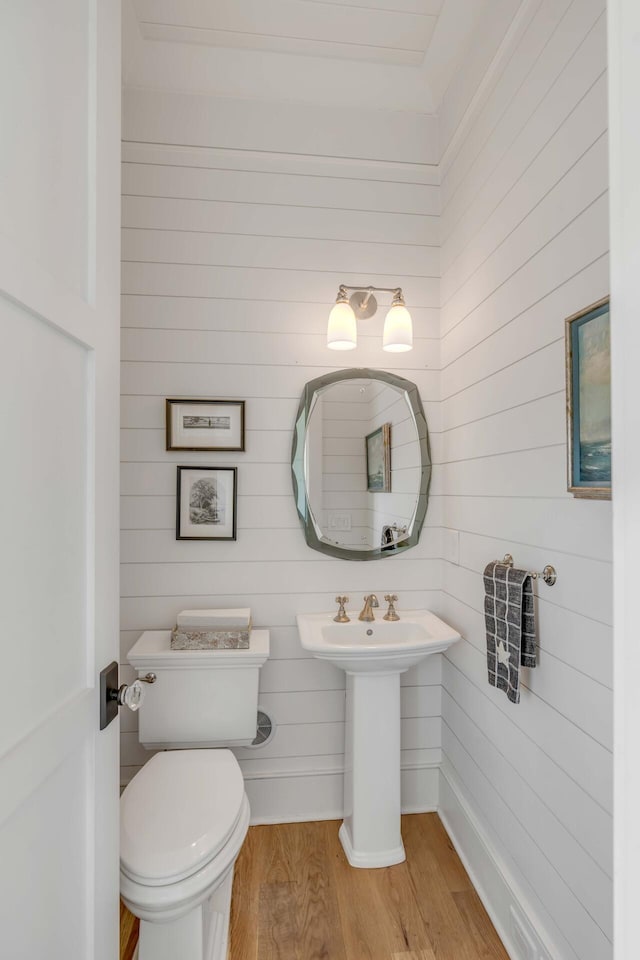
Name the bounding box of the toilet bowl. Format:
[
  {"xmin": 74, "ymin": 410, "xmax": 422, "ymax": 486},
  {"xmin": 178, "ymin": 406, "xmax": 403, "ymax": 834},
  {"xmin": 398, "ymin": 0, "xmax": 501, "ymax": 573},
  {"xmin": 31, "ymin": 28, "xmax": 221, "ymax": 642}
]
[{"xmin": 120, "ymin": 749, "xmax": 250, "ymax": 960}]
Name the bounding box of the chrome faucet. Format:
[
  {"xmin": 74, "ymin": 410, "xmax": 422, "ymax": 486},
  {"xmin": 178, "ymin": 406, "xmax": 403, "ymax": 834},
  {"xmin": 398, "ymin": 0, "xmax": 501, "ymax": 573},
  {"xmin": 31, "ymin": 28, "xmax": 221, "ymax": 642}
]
[{"xmin": 358, "ymin": 594, "xmax": 379, "ymax": 622}]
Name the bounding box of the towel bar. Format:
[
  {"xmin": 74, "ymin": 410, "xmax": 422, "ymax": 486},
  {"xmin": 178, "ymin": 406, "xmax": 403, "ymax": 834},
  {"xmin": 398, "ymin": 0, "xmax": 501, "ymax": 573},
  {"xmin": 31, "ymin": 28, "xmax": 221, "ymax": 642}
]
[{"xmin": 499, "ymin": 554, "xmax": 557, "ymax": 586}]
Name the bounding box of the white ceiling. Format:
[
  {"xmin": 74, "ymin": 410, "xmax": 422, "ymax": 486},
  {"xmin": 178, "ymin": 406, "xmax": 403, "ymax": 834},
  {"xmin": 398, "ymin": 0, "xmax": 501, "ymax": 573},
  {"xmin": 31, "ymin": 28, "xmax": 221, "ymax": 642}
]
[
  {"xmin": 132, "ymin": 0, "xmax": 443, "ymax": 67},
  {"xmin": 123, "ymin": 0, "xmax": 518, "ymax": 117}
]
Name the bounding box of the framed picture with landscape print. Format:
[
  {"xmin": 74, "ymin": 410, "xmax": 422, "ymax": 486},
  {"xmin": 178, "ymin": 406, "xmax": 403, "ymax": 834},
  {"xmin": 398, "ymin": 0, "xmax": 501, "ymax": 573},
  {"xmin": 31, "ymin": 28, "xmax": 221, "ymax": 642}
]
[
  {"xmin": 176, "ymin": 466, "xmax": 237, "ymax": 540},
  {"xmin": 166, "ymin": 398, "xmax": 245, "ymax": 452},
  {"xmin": 565, "ymin": 297, "xmax": 611, "ymax": 499},
  {"xmin": 366, "ymin": 422, "xmax": 391, "ymax": 493}
]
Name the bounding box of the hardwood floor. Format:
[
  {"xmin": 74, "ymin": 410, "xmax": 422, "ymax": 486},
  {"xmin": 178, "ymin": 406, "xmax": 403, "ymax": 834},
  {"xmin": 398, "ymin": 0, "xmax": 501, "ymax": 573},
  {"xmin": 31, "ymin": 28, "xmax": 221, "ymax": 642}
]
[
  {"xmin": 119, "ymin": 899, "xmax": 139, "ymax": 960},
  {"xmin": 120, "ymin": 814, "xmax": 509, "ymax": 960}
]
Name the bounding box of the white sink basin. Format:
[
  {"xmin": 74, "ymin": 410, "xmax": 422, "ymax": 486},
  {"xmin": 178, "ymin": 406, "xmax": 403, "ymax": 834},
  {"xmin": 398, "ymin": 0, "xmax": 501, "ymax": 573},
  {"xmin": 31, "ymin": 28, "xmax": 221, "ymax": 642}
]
[
  {"xmin": 296, "ymin": 609, "xmax": 460, "ymax": 674},
  {"xmin": 296, "ymin": 607, "xmax": 461, "ymax": 869}
]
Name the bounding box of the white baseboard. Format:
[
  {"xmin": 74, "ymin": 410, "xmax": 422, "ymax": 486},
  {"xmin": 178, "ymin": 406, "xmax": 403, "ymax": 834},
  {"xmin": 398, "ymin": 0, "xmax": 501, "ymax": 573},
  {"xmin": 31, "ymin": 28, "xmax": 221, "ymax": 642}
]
[
  {"xmin": 401, "ymin": 763, "xmax": 440, "ymax": 815},
  {"xmin": 438, "ymin": 764, "xmax": 561, "ymax": 960},
  {"xmin": 244, "ymin": 763, "xmax": 440, "ymax": 825}
]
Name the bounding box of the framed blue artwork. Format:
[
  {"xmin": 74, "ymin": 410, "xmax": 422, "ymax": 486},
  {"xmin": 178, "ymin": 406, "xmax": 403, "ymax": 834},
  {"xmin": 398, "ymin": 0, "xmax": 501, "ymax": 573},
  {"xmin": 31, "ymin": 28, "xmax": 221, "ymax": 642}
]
[
  {"xmin": 365, "ymin": 422, "xmax": 391, "ymax": 492},
  {"xmin": 565, "ymin": 297, "xmax": 611, "ymax": 499}
]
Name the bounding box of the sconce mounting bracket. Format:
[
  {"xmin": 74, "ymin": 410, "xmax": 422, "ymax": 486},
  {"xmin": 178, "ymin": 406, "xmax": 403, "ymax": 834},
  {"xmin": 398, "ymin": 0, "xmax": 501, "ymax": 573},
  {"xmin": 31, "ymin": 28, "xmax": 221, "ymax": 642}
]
[{"xmin": 349, "ymin": 291, "xmax": 378, "ymax": 319}]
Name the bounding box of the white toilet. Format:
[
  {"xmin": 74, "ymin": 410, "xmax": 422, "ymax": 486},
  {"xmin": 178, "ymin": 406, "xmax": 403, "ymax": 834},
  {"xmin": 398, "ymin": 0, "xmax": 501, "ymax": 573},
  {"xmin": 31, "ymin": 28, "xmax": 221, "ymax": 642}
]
[{"xmin": 120, "ymin": 629, "xmax": 270, "ymax": 960}]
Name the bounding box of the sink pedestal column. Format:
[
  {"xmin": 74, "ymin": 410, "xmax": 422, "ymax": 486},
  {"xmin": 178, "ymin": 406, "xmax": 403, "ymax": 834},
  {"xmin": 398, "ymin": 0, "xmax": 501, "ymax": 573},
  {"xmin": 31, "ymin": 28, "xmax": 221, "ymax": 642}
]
[{"xmin": 339, "ymin": 670, "xmax": 405, "ymax": 868}]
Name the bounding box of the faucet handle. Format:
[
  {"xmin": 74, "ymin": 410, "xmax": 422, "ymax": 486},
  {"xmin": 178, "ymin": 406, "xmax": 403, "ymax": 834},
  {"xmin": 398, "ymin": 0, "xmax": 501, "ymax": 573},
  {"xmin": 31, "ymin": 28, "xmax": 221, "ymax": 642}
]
[
  {"xmin": 334, "ymin": 596, "xmax": 350, "ymax": 623},
  {"xmin": 383, "ymin": 595, "xmax": 400, "ymax": 621}
]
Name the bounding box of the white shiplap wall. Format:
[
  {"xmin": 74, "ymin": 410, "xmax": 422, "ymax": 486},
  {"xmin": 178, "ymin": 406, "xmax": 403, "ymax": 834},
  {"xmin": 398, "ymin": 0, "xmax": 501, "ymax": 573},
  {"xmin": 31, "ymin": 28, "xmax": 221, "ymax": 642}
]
[
  {"xmin": 437, "ymin": 2, "xmax": 612, "ymax": 960},
  {"xmin": 119, "ymin": 92, "xmax": 444, "ymax": 819}
]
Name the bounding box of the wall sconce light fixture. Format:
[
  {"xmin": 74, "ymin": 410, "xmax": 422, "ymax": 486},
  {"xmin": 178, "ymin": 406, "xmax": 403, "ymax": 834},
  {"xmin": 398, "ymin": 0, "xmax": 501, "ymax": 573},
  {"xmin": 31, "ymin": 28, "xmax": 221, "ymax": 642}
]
[{"xmin": 327, "ymin": 284, "xmax": 413, "ymax": 353}]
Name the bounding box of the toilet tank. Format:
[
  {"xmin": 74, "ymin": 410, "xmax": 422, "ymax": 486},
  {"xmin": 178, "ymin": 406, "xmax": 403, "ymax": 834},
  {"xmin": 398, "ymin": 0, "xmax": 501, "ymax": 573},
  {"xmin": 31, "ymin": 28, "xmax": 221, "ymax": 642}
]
[{"xmin": 127, "ymin": 630, "xmax": 270, "ymax": 749}]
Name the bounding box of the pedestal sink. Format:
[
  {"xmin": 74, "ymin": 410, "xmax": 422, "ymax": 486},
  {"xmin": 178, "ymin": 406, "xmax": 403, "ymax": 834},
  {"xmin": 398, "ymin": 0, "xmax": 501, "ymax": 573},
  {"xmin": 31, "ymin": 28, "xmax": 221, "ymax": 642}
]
[{"xmin": 297, "ymin": 610, "xmax": 461, "ymax": 868}]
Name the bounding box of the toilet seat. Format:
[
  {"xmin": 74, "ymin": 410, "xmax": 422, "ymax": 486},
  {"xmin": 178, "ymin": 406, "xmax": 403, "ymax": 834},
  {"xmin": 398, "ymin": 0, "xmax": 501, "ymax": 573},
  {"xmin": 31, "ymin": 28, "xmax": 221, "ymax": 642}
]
[
  {"xmin": 120, "ymin": 750, "xmax": 245, "ymax": 886},
  {"xmin": 120, "ymin": 794, "xmax": 250, "ymax": 925}
]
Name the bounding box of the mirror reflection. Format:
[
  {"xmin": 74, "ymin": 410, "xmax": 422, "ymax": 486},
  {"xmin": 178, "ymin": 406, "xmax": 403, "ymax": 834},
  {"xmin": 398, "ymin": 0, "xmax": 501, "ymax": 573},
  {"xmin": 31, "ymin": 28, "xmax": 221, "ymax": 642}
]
[{"xmin": 292, "ymin": 368, "xmax": 431, "ymax": 561}]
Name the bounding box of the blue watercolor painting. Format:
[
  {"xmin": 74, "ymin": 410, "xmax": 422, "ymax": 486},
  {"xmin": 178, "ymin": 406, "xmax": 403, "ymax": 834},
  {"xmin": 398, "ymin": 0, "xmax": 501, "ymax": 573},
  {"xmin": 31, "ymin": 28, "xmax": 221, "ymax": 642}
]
[{"xmin": 569, "ymin": 302, "xmax": 611, "ymax": 492}]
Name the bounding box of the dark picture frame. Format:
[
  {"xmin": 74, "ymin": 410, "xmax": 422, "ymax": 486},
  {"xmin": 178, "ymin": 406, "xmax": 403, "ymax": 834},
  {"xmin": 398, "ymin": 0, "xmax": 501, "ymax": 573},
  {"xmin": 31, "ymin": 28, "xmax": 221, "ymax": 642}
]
[
  {"xmin": 365, "ymin": 422, "xmax": 391, "ymax": 493},
  {"xmin": 166, "ymin": 398, "xmax": 245, "ymax": 452},
  {"xmin": 176, "ymin": 466, "xmax": 238, "ymax": 540},
  {"xmin": 565, "ymin": 297, "xmax": 611, "ymax": 500}
]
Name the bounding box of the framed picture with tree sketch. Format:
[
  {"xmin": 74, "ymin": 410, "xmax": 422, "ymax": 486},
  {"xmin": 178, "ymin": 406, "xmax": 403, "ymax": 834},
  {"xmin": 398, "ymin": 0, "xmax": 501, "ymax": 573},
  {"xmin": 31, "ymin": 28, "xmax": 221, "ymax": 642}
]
[{"xmin": 176, "ymin": 466, "xmax": 237, "ymax": 540}]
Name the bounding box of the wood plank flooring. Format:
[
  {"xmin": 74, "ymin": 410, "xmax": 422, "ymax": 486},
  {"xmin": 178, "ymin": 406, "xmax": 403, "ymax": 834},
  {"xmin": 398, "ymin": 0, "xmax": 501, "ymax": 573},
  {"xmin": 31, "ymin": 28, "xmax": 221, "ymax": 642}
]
[
  {"xmin": 119, "ymin": 899, "xmax": 138, "ymax": 960},
  {"xmin": 120, "ymin": 814, "xmax": 509, "ymax": 960}
]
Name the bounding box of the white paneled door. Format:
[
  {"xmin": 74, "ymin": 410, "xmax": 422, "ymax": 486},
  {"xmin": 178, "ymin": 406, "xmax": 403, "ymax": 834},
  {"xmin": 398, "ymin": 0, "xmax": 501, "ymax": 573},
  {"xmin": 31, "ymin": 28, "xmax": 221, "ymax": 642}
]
[{"xmin": 0, "ymin": 3, "xmax": 121, "ymax": 959}]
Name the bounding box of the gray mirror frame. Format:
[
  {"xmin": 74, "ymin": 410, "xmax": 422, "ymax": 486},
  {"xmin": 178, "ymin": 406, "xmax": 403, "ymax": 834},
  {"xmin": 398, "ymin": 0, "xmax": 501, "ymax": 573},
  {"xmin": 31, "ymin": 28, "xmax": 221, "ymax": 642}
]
[{"xmin": 291, "ymin": 367, "xmax": 431, "ymax": 561}]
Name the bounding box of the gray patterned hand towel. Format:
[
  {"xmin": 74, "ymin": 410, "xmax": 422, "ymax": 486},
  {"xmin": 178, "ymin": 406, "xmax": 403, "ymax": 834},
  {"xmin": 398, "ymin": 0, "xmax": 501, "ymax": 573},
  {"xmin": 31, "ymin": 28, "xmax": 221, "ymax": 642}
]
[{"xmin": 484, "ymin": 561, "xmax": 536, "ymax": 704}]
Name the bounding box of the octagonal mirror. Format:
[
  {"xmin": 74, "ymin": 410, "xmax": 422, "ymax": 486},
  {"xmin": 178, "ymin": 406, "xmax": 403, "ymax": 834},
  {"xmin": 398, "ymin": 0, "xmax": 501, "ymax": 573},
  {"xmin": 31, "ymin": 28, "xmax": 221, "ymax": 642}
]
[{"xmin": 291, "ymin": 368, "xmax": 431, "ymax": 560}]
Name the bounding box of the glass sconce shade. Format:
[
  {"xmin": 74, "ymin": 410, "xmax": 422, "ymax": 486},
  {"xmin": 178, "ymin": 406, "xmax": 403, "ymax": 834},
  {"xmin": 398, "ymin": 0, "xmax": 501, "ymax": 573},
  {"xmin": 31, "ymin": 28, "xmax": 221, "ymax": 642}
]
[
  {"xmin": 327, "ymin": 300, "xmax": 357, "ymax": 350},
  {"xmin": 383, "ymin": 303, "xmax": 413, "ymax": 352}
]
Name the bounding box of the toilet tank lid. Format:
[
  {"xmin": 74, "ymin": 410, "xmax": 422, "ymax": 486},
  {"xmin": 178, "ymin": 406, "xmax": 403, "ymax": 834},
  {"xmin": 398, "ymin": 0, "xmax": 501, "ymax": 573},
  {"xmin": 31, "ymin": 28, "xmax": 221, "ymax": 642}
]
[
  {"xmin": 128, "ymin": 629, "xmax": 270, "ymax": 669},
  {"xmin": 120, "ymin": 750, "xmax": 245, "ymax": 884}
]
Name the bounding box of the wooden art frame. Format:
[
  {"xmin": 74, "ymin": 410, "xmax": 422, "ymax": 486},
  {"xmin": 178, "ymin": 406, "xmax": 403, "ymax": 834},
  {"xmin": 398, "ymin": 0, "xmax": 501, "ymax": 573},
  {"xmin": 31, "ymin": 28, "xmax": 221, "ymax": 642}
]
[
  {"xmin": 565, "ymin": 297, "xmax": 611, "ymax": 500},
  {"xmin": 176, "ymin": 466, "xmax": 238, "ymax": 541},
  {"xmin": 365, "ymin": 422, "xmax": 391, "ymax": 493},
  {"xmin": 166, "ymin": 398, "xmax": 245, "ymax": 452}
]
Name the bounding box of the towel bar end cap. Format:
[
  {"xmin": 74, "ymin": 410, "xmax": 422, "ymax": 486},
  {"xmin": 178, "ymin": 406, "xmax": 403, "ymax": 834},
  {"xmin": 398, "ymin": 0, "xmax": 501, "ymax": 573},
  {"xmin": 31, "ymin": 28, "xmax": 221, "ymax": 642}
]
[{"xmin": 541, "ymin": 564, "xmax": 557, "ymax": 586}]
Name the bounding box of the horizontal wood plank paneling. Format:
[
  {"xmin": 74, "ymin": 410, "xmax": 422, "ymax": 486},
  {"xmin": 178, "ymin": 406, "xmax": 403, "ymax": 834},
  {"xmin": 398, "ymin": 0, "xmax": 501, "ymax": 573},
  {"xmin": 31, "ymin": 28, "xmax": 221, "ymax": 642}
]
[
  {"xmin": 119, "ymin": 716, "xmax": 442, "ymax": 769},
  {"xmin": 441, "ymin": 254, "xmax": 609, "ymax": 400},
  {"xmin": 440, "ymin": 731, "xmax": 610, "ymax": 960},
  {"xmin": 441, "ymin": 620, "xmax": 612, "ymax": 815},
  {"xmin": 120, "ymin": 527, "xmax": 442, "ymax": 565},
  {"xmin": 440, "ymin": 0, "xmax": 604, "ymax": 222},
  {"xmin": 121, "ymin": 227, "xmax": 439, "ymax": 277},
  {"xmin": 121, "ymin": 196, "xmax": 440, "ymax": 247},
  {"xmin": 120, "ymin": 296, "xmax": 441, "ymax": 339},
  {"xmin": 121, "ymin": 363, "xmax": 442, "ymax": 405},
  {"xmin": 122, "ymin": 262, "xmax": 439, "ymax": 311},
  {"xmin": 441, "ymin": 193, "xmax": 608, "ymax": 365},
  {"xmin": 441, "ymin": 76, "xmax": 607, "ymax": 305},
  {"xmin": 441, "ymin": 135, "xmax": 607, "ymax": 330},
  {"xmin": 120, "ymin": 100, "xmax": 443, "ymax": 803},
  {"xmin": 122, "ymin": 161, "xmax": 440, "ymax": 217},
  {"xmin": 123, "ymin": 88, "xmax": 440, "ymax": 165},
  {"xmin": 442, "ymin": 662, "xmax": 612, "ymax": 875},
  {"xmin": 442, "ymin": 494, "xmax": 612, "ymax": 566},
  {"xmin": 439, "ymin": 2, "xmax": 612, "ymax": 958},
  {"xmin": 121, "ymin": 326, "xmax": 438, "ymax": 371},
  {"xmin": 120, "ymin": 142, "xmax": 441, "ymax": 185},
  {"xmin": 443, "ymin": 693, "xmax": 611, "ymax": 937}
]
